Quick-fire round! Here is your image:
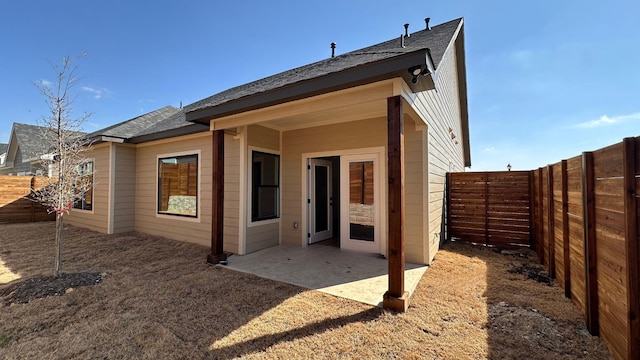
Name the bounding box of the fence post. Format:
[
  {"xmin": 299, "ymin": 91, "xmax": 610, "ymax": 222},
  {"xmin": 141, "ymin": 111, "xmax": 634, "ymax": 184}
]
[
  {"xmin": 623, "ymin": 137, "xmax": 639, "ymax": 359},
  {"xmin": 538, "ymin": 167, "xmax": 544, "ymax": 263},
  {"xmin": 528, "ymin": 171, "xmax": 535, "ymax": 250},
  {"xmin": 484, "ymin": 173, "xmax": 489, "ymax": 246},
  {"xmin": 582, "ymin": 151, "xmax": 599, "ymax": 336},
  {"xmin": 547, "ymin": 165, "xmax": 556, "ymax": 278},
  {"xmin": 30, "ymin": 176, "xmax": 36, "ymax": 222},
  {"xmin": 446, "ymin": 172, "xmax": 451, "ymax": 241},
  {"xmin": 561, "ymin": 160, "xmax": 571, "ymax": 299}
]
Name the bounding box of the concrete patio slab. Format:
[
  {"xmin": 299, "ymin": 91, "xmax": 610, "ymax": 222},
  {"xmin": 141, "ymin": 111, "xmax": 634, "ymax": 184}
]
[{"xmin": 220, "ymin": 244, "xmax": 428, "ymax": 307}]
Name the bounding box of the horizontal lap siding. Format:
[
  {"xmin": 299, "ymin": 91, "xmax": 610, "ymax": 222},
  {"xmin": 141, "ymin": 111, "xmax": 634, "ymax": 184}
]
[
  {"xmin": 404, "ymin": 125, "xmax": 427, "ymax": 264},
  {"xmin": 412, "ymin": 44, "xmax": 465, "ymax": 264},
  {"xmin": 593, "ymin": 143, "xmax": 628, "ymax": 360},
  {"xmin": 65, "ymin": 145, "xmax": 110, "ymax": 233},
  {"xmin": 281, "ymin": 118, "xmax": 386, "ymax": 248},
  {"xmin": 113, "ymin": 145, "xmax": 136, "ymax": 233},
  {"xmin": 135, "ymin": 134, "xmax": 213, "ymax": 249},
  {"xmin": 245, "ymin": 125, "xmax": 280, "ymax": 253}
]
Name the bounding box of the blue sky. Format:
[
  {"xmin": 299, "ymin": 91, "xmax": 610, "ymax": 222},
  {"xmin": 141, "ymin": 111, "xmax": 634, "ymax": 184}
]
[{"xmin": 1, "ymin": 0, "xmax": 638, "ymax": 171}]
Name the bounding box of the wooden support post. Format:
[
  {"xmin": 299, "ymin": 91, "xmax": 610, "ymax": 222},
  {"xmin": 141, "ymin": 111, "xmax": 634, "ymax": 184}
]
[
  {"xmin": 383, "ymin": 95, "xmax": 409, "ymax": 312},
  {"xmin": 446, "ymin": 173, "xmax": 451, "ymax": 241},
  {"xmin": 208, "ymin": 130, "xmax": 227, "ymax": 265},
  {"xmin": 528, "ymin": 171, "xmax": 535, "ymax": 250},
  {"xmin": 623, "ymin": 137, "xmax": 639, "ymax": 359},
  {"xmin": 538, "ymin": 168, "xmax": 544, "ymax": 264},
  {"xmin": 484, "ymin": 173, "xmax": 489, "ymax": 246},
  {"xmin": 582, "ymin": 151, "xmax": 599, "ymax": 335},
  {"xmin": 561, "ymin": 160, "xmax": 571, "ymax": 298},
  {"xmin": 547, "ymin": 165, "xmax": 556, "ymax": 278}
]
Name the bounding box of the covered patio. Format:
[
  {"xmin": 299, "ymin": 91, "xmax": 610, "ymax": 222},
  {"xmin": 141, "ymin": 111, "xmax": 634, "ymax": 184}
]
[{"xmin": 219, "ymin": 242, "xmax": 428, "ymax": 307}]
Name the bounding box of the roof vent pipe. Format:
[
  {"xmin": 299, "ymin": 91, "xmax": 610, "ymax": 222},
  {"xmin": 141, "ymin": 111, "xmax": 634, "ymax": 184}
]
[
  {"xmin": 400, "ymin": 34, "xmax": 405, "ymax": 48},
  {"xmin": 425, "ymin": 17, "xmax": 431, "ymax": 30},
  {"xmin": 330, "ymin": 42, "xmax": 336, "ymax": 58},
  {"xmin": 404, "ymin": 23, "xmax": 410, "ymax": 37}
]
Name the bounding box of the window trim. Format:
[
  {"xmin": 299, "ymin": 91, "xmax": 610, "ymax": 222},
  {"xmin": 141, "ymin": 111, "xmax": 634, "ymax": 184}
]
[
  {"xmin": 72, "ymin": 158, "xmax": 95, "ymax": 213},
  {"xmin": 156, "ymin": 150, "xmax": 201, "ymax": 221},
  {"xmin": 248, "ymin": 147, "xmax": 281, "ymax": 226}
]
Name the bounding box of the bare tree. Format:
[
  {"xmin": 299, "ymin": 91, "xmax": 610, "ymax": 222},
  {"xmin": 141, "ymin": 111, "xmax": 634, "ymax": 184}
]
[{"xmin": 32, "ymin": 56, "xmax": 93, "ymax": 278}]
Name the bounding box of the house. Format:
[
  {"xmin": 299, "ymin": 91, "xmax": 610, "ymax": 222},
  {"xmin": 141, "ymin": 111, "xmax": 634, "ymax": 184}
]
[
  {"xmin": 0, "ymin": 143, "xmax": 7, "ymax": 167},
  {"xmin": 64, "ymin": 17, "xmax": 469, "ymax": 310},
  {"xmin": 0, "ymin": 123, "xmax": 64, "ymax": 176}
]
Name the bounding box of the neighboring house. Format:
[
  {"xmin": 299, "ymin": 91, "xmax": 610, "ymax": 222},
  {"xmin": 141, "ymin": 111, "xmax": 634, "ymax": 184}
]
[
  {"xmin": 0, "ymin": 143, "xmax": 7, "ymax": 167},
  {"xmin": 66, "ymin": 18, "xmax": 469, "ymax": 282},
  {"xmin": 0, "ymin": 123, "xmax": 59, "ymax": 176}
]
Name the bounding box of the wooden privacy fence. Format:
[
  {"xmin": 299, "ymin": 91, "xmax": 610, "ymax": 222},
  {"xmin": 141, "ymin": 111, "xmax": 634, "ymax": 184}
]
[
  {"xmin": 0, "ymin": 176, "xmax": 55, "ymax": 224},
  {"xmin": 446, "ymin": 171, "xmax": 532, "ymax": 248},
  {"xmin": 531, "ymin": 137, "xmax": 640, "ymax": 360}
]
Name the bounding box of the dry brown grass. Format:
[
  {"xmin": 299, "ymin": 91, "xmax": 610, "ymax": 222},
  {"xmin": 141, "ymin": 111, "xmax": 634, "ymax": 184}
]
[{"xmin": 0, "ymin": 222, "xmax": 612, "ymax": 359}]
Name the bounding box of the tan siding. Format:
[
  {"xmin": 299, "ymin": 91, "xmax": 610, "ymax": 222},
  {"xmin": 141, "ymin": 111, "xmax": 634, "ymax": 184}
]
[
  {"xmin": 248, "ymin": 125, "xmax": 279, "ymax": 151},
  {"xmin": 66, "ymin": 144, "xmax": 111, "ymax": 233},
  {"xmin": 281, "ymin": 118, "xmax": 386, "ymax": 247},
  {"xmin": 404, "ymin": 123, "xmax": 428, "ymax": 264},
  {"xmin": 113, "ymin": 145, "xmax": 136, "ymax": 233},
  {"xmin": 224, "ymin": 133, "xmax": 240, "ymax": 253},
  {"xmin": 246, "ymin": 222, "xmax": 279, "ymax": 253},
  {"xmin": 412, "ymin": 44, "xmax": 465, "ymax": 264},
  {"xmin": 134, "ymin": 133, "xmax": 214, "ymax": 249}
]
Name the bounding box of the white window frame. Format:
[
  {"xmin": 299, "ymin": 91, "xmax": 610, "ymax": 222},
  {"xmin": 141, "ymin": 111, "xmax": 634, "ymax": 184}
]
[
  {"xmin": 72, "ymin": 158, "xmax": 95, "ymax": 214},
  {"xmin": 248, "ymin": 146, "xmax": 281, "ymax": 227}
]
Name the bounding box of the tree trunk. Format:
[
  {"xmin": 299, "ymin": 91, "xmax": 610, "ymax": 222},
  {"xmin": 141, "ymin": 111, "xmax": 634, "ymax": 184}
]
[{"xmin": 55, "ymin": 213, "xmax": 63, "ymax": 277}]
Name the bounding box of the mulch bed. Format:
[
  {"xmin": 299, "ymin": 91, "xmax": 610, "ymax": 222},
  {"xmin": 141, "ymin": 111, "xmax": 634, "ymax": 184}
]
[{"xmin": 1, "ymin": 272, "xmax": 102, "ymax": 305}]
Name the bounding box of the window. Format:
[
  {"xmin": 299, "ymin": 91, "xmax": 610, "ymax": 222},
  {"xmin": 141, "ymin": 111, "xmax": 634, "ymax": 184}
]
[
  {"xmin": 251, "ymin": 151, "xmax": 279, "ymax": 222},
  {"xmin": 158, "ymin": 154, "xmax": 198, "ymax": 217},
  {"xmin": 73, "ymin": 160, "xmax": 94, "ymax": 211}
]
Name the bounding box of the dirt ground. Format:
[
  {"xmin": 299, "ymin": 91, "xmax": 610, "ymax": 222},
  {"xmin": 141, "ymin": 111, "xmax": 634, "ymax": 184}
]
[{"xmin": 0, "ymin": 222, "xmax": 612, "ymax": 359}]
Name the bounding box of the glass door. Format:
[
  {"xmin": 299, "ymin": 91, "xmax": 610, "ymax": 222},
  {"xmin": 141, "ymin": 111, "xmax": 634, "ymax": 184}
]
[
  {"xmin": 340, "ymin": 153, "xmax": 380, "ymax": 253},
  {"xmin": 308, "ymin": 159, "xmax": 333, "ymax": 244}
]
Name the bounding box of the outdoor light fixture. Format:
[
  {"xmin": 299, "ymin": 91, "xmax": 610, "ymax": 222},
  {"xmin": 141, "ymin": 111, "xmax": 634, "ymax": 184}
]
[
  {"xmin": 408, "ymin": 65, "xmax": 424, "ymax": 83},
  {"xmin": 507, "ymin": 163, "xmax": 512, "ymax": 171}
]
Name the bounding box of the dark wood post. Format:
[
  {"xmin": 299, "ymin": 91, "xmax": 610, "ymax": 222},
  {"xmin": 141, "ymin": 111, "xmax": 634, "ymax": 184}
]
[
  {"xmin": 582, "ymin": 151, "xmax": 599, "ymax": 335},
  {"xmin": 528, "ymin": 171, "xmax": 535, "ymax": 249},
  {"xmin": 561, "ymin": 160, "xmax": 571, "ymax": 298},
  {"xmin": 623, "ymin": 137, "xmax": 639, "ymax": 359},
  {"xmin": 208, "ymin": 130, "xmax": 228, "ymax": 264},
  {"xmin": 538, "ymin": 168, "xmax": 544, "ymax": 263},
  {"xmin": 383, "ymin": 95, "xmax": 409, "ymax": 312},
  {"xmin": 547, "ymin": 165, "xmax": 556, "ymax": 278},
  {"xmin": 446, "ymin": 172, "xmax": 451, "ymax": 241}
]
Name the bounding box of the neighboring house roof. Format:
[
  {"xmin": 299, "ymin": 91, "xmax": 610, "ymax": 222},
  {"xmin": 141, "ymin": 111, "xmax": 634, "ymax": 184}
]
[
  {"xmin": 87, "ymin": 106, "xmax": 210, "ymax": 144},
  {"xmin": 1, "ymin": 123, "xmax": 87, "ymax": 169},
  {"xmin": 185, "ymin": 18, "xmax": 464, "ymax": 122},
  {"xmin": 0, "ymin": 143, "xmax": 8, "ymax": 154}
]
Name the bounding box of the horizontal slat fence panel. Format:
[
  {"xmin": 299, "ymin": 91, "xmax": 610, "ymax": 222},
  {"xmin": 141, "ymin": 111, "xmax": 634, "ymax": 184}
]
[
  {"xmin": 0, "ymin": 176, "xmax": 55, "ymax": 224},
  {"xmin": 446, "ymin": 136, "xmax": 639, "ymax": 359},
  {"xmin": 448, "ymin": 171, "xmax": 531, "ymax": 248}
]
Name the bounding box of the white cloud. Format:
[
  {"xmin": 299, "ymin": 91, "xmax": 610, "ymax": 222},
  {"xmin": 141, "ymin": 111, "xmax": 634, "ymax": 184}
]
[
  {"xmin": 82, "ymin": 86, "xmax": 111, "ymax": 100},
  {"xmin": 484, "ymin": 146, "xmax": 496, "ymax": 152},
  {"xmin": 575, "ymin": 112, "xmax": 640, "ymax": 128},
  {"xmin": 39, "ymin": 79, "xmax": 52, "ymax": 87}
]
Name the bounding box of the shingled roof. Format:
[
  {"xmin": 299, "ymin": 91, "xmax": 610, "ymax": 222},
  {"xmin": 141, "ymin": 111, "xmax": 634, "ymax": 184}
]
[
  {"xmin": 87, "ymin": 106, "xmax": 209, "ymax": 144},
  {"xmin": 185, "ymin": 18, "xmax": 463, "ymax": 122},
  {"xmin": 0, "ymin": 143, "xmax": 7, "ymax": 155},
  {"xmin": 11, "ymin": 123, "xmax": 58, "ymax": 160}
]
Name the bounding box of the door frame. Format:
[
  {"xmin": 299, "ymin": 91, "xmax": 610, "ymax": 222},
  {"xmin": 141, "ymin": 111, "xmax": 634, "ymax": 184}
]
[
  {"xmin": 340, "ymin": 152, "xmax": 381, "ymax": 253},
  {"xmin": 301, "ymin": 147, "xmax": 387, "ymax": 256},
  {"xmin": 307, "ymin": 158, "xmax": 333, "ymax": 244}
]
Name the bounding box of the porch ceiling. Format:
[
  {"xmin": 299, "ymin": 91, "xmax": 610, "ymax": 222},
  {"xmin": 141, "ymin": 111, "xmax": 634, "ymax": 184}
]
[{"xmin": 209, "ymin": 78, "xmax": 425, "ymax": 132}]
